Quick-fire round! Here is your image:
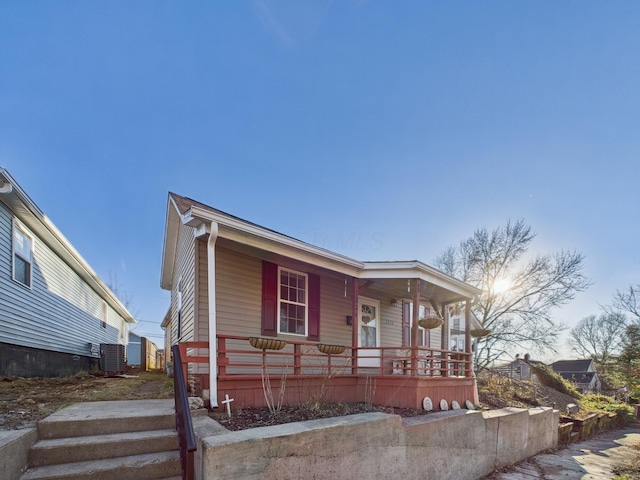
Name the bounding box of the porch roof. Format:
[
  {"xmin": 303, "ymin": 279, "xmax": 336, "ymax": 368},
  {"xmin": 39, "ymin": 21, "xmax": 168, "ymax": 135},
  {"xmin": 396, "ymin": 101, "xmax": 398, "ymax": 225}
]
[{"xmin": 161, "ymin": 192, "xmax": 482, "ymax": 302}]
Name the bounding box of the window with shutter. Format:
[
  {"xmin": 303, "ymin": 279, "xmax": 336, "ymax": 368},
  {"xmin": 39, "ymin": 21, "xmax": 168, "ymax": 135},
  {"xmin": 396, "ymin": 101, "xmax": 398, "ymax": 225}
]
[{"xmin": 262, "ymin": 261, "xmax": 320, "ymax": 340}]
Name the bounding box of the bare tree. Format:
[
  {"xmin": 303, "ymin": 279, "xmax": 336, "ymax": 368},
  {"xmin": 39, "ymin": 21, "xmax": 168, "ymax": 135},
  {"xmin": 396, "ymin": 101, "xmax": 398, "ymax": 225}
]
[
  {"xmin": 434, "ymin": 219, "xmax": 591, "ymax": 370},
  {"xmin": 567, "ymin": 312, "xmax": 628, "ymax": 365},
  {"xmin": 612, "ymin": 285, "xmax": 640, "ymax": 322}
]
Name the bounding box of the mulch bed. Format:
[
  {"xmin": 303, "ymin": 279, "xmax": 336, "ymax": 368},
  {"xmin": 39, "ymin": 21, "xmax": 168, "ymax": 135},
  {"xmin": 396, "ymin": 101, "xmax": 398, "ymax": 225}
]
[{"xmin": 215, "ymin": 402, "xmax": 431, "ymax": 431}]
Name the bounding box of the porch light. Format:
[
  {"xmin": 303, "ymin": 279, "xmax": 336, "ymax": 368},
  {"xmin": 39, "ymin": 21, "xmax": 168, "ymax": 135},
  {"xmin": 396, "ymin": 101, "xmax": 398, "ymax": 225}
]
[
  {"xmin": 346, "ymin": 315, "xmax": 353, "ymax": 326},
  {"xmin": 390, "ymin": 299, "xmax": 398, "ymax": 307}
]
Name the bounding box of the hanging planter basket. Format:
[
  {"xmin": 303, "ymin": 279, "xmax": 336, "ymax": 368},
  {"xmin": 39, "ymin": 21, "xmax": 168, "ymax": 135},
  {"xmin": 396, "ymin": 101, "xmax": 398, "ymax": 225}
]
[
  {"xmin": 248, "ymin": 337, "xmax": 287, "ymax": 351},
  {"xmin": 470, "ymin": 328, "xmax": 492, "ymax": 338},
  {"xmin": 418, "ymin": 316, "xmax": 444, "ymax": 330},
  {"xmin": 316, "ymin": 344, "xmax": 346, "ymax": 355}
]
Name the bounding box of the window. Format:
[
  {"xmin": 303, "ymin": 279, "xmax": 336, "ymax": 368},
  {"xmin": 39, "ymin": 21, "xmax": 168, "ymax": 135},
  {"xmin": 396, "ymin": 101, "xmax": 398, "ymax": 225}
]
[
  {"xmin": 176, "ymin": 278, "xmax": 183, "ymax": 340},
  {"xmin": 278, "ymin": 267, "xmax": 308, "ymax": 335},
  {"xmin": 13, "ymin": 225, "xmax": 32, "ymax": 287},
  {"xmin": 262, "ymin": 261, "xmax": 320, "ymax": 341},
  {"xmin": 403, "ymin": 301, "xmax": 431, "ymax": 347}
]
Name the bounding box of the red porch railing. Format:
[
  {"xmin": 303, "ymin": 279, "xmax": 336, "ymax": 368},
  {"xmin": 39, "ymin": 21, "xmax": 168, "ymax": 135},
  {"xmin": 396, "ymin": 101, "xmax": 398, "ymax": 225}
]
[{"xmin": 179, "ymin": 334, "xmax": 473, "ymax": 380}]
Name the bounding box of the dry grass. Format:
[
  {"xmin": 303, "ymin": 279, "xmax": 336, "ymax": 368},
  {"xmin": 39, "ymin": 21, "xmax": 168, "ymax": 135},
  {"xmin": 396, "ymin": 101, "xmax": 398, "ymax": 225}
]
[{"xmin": 0, "ymin": 370, "xmax": 173, "ymax": 430}]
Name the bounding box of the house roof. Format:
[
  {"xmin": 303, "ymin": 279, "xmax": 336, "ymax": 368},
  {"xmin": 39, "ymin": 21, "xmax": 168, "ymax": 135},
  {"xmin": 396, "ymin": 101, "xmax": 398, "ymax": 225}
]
[
  {"xmin": 161, "ymin": 192, "xmax": 482, "ymax": 303},
  {"xmin": 0, "ymin": 168, "xmax": 135, "ymax": 323},
  {"xmin": 550, "ymin": 359, "xmax": 593, "ymax": 373}
]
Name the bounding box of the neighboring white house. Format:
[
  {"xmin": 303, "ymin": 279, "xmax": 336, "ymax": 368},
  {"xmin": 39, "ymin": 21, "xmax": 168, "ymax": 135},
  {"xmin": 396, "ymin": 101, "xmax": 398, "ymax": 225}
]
[{"xmin": 0, "ymin": 168, "xmax": 135, "ymax": 377}]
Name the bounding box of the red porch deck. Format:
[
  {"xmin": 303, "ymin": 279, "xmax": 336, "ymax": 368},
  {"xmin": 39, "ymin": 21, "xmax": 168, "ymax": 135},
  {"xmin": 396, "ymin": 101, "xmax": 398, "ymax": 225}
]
[{"xmin": 178, "ymin": 335, "xmax": 479, "ymax": 410}]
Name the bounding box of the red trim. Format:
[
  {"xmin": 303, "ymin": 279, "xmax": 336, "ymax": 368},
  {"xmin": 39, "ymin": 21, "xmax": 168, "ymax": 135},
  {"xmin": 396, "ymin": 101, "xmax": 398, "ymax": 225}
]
[{"xmin": 261, "ymin": 261, "xmax": 278, "ymax": 336}]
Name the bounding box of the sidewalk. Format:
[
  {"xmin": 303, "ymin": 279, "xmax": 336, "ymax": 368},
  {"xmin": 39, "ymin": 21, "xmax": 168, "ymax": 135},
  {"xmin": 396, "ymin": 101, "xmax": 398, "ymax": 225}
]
[{"xmin": 486, "ymin": 423, "xmax": 640, "ymax": 479}]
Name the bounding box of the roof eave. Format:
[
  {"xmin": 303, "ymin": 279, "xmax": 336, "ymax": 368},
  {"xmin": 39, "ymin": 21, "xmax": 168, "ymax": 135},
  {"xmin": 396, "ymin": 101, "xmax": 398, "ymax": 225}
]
[{"xmin": 0, "ymin": 168, "xmax": 135, "ymax": 323}]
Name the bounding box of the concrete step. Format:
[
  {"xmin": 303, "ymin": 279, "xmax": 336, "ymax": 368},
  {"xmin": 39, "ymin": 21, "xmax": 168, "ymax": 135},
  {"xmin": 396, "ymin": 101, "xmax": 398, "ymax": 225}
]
[
  {"xmin": 38, "ymin": 399, "xmax": 175, "ymax": 439},
  {"xmin": 20, "ymin": 450, "xmax": 181, "ymax": 480},
  {"xmin": 29, "ymin": 429, "xmax": 179, "ymax": 467}
]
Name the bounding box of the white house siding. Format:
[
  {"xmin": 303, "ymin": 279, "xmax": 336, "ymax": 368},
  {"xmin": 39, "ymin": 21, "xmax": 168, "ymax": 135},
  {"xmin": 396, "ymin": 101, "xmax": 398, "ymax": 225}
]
[{"xmin": 0, "ymin": 203, "xmax": 124, "ymax": 359}]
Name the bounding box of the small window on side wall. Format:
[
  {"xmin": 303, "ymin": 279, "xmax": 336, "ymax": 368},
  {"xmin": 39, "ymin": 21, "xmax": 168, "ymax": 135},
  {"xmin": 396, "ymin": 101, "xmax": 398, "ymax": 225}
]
[{"xmin": 13, "ymin": 224, "xmax": 33, "ymax": 288}]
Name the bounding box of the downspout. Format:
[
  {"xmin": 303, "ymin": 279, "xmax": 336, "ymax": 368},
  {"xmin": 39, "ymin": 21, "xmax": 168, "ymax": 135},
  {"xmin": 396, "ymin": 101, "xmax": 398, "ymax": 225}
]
[{"xmin": 207, "ymin": 222, "xmax": 219, "ymax": 407}]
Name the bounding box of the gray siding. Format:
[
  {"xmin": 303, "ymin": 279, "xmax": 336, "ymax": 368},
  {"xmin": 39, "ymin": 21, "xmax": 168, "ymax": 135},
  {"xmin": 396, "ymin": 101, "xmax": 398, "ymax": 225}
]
[{"xmin": 0, "ymin": 203, "xmax": 123, "ymax": 357}]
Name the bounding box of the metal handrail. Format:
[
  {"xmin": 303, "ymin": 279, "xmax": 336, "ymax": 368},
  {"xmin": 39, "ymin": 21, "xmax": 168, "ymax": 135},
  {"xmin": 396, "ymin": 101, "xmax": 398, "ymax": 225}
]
[{"xmin": 172, "ymin": 344, "xmax": 197, "ymax": 480}]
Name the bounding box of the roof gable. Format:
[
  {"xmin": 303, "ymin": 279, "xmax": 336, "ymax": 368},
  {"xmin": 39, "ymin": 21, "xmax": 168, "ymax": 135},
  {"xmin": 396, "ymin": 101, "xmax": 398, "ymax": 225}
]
[
  {"xmin": 160, "ymin": 192, "xmax": 482, "ymax": 301},
  {"xmin": 550, "ymin": 359, "xmax": 594, "ymax": 372}
]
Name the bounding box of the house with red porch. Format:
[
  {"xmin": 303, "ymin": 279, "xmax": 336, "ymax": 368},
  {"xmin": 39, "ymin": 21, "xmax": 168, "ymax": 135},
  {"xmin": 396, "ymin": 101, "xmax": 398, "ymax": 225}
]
[{"xmin": 160, "ymin": 193, "xmax": 483, "ymax": 411}]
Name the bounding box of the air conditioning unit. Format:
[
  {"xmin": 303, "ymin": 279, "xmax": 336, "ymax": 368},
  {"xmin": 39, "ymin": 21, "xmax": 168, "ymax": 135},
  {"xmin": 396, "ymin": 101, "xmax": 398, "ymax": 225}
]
[{"xmin": 100, "ymin": 343, "xmax": 125, "ymax": 374}]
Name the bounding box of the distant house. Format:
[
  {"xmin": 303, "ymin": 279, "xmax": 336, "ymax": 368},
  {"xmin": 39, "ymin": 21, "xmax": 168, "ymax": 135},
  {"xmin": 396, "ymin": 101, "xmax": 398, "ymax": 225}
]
[
  {"xmin": 160, "ymin": 192, "xmax": 483, "ymax": 410},
  {"xmin": 550, "ymin": 359, "xmax": 601, "ymax": 393},
  {"xmin": 0, "ymin": 168, "xmax": 135, "ymax": 377},
  {"xmin": 127, "ymin": 331, "xmax": 160, "ymax": 371},
  {"xmin": 493, "ymin": 353, "xmax": 545, "ymax": 381}
]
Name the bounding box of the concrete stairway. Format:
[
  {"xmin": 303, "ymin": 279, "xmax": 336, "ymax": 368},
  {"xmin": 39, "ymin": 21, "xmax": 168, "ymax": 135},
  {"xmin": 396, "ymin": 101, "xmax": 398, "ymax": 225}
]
[{"xmin": 20, "ymin": 399, "xmax": 182, "ymax": 480}]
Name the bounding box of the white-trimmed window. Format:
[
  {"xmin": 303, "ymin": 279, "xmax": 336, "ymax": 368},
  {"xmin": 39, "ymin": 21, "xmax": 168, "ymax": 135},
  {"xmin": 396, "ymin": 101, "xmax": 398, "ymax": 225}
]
[
  {"xmin": 278, "ymin": 267, "xmax": 308, "ymax": 335},
  {"xmin": 12, "ymin": 224, "xmax": 33, "ymax": 287}
]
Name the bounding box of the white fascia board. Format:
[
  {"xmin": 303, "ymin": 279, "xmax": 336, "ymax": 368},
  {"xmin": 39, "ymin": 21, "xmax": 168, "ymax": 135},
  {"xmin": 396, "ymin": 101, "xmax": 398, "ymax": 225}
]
[
  {"xmin": 361, "ymin": 261, "xmax": 482, "ymax": 299},
  {"xmin": 185, "ymin": 206, "xmax": 363, "ymax": 277},
  {"xmin": 160, "ymin": 197, "xmax": 182, "ymax": 290}
]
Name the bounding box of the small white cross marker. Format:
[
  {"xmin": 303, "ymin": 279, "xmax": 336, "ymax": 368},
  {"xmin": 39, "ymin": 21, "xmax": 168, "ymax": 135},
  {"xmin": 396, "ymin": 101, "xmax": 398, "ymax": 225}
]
[{"xmin": 221, "ymin": 394, "xmax": 234, "ymax": 417}]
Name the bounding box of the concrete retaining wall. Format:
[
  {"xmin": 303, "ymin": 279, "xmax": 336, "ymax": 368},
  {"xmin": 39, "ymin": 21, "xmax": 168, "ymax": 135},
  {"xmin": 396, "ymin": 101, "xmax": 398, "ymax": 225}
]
[
  {"xmin": 198, "ymin": 407, "xmax": 559, "ymax": 480},
  {"xmin": 0, "ymin": 428, "xmax": 38, "ymax": 480}
]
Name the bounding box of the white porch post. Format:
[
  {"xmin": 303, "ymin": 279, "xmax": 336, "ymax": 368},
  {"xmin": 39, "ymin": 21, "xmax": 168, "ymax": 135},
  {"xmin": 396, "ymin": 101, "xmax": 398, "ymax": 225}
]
[{"xmin": 207, "ymin": 222, "xmax": 219, "ymax": 407}]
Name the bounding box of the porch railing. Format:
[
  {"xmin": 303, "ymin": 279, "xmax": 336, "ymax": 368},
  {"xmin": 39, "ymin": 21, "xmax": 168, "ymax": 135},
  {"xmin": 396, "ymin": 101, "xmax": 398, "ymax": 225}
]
[
  {"xmin": 172, "ymin": 344, "xmax": 196, "ymax": 480},
  {"xmin": 179, "ymin": 334, "xmax": 473, "ymax": 379}
]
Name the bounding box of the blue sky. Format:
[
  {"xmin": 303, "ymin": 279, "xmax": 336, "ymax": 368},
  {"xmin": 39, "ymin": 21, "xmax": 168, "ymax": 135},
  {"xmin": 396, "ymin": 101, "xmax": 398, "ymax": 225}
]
[{"xmin": 1, "ymin": 1, "xmax": 638, "ymax": 359}]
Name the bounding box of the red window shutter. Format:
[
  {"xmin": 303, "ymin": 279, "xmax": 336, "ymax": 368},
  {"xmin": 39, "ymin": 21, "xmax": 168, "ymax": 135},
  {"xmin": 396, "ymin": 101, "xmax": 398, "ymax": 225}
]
[
  {"xmin": 307, "ymin": 273, "xmax": 320, "ymax": 341},
  {"xmin": 402, "ymin": 300, "xmax": 411, "ymax": 346},
  {"xmin": 261, "ymin": 261, "xmax": 278, "ymax": 337}
]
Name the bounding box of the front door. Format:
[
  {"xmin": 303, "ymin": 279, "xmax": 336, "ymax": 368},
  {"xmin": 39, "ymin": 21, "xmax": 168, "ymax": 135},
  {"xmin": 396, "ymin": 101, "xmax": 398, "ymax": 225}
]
[{"xmin": 358, "ymin": 297, "xmax": 381, "ymax": 367}]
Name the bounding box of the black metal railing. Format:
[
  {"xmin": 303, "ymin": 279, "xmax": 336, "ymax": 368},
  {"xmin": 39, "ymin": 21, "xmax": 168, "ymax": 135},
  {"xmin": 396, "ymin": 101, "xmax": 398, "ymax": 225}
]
[{"xmin": 172, "ymin": 344, "xmax": 197, "ymax": 480}]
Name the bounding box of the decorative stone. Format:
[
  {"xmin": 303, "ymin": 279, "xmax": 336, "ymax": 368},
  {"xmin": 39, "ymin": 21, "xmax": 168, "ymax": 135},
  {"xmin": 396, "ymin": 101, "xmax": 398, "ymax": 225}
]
[
  {"xmin": 440, "ymin": 399, "xmax": 448, "ymax": 411},
  {"xmin": 188, "ymin": 396, "xmax": 204, "ymax": 410},
  {"xmin": 451, "ymin": 400, "xmax": 460, "ymax": 410},
  {"xmin": 422, "ymin": 396, "xmax": 433, "ymax": 411},
  {"xmin": 566, "ymin": 403, "xmax": 579, "ymax": 414},
  {"xmin": 465, "ymin": 400, "xmax": 476, "ymax": 410}
]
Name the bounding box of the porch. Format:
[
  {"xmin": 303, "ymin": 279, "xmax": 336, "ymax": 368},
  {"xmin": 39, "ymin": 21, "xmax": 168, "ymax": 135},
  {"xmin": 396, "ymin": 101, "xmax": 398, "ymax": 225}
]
[{"xmin": 178, "ymin": 334, "xmax": 478, "ymax": 410}]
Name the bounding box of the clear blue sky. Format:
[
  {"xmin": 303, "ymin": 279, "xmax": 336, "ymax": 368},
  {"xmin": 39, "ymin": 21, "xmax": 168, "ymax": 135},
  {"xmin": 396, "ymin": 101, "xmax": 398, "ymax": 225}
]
[{"xmin": 1, "ymin": 2, "xmax": 638, "ymax": 359}]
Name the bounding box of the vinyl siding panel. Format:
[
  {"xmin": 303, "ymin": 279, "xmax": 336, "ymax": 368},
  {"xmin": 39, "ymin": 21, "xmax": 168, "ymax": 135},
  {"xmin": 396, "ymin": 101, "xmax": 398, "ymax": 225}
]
[
  {"xmin": 214, "ymin": 246, "xmax": 262, "ymax": 337},
  {"xmin": 0, "ymin": 203, "xmax": 123, "ymax": 357},
  {"xmin": 169, "ymin": 221, "xmax": 196, "ymax": 346},
  {"xmin": 206, "ymin": 246, "xmax": 405, "ymax": 349}
]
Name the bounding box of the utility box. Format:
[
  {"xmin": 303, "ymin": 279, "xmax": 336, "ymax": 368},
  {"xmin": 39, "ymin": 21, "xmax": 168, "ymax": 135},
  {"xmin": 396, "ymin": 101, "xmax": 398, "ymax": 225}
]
[{"xmin": 100, "ymin": 343, "xmax": 125, "ymax": 374}]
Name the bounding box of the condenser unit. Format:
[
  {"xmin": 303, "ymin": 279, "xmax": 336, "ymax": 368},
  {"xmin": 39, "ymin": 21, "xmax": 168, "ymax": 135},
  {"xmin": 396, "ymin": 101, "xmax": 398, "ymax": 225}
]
[{"xmin": 100, "ymin": 343, "xmax": 125, "ymax": 374}]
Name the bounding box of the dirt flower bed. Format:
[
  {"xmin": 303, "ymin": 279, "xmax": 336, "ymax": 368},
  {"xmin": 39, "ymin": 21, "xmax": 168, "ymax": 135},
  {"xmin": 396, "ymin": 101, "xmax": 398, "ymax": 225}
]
[{"xmin": 216, "ymin": 402, "xmax": 433, "ymax": 431}]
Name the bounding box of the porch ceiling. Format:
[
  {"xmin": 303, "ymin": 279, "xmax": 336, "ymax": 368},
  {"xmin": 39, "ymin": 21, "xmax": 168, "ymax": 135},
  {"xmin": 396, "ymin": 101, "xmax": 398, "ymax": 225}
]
[{"xmin": 360, "ymin": 278, "xmax": 471, "ymax": 306}]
